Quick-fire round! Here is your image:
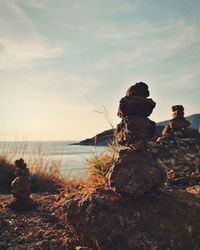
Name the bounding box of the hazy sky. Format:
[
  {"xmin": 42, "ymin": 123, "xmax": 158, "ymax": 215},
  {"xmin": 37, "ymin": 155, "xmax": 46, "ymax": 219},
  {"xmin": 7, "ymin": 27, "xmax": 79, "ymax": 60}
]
[{"xmin": 0, "ymin": 0, "xmax": 200, "ymax": 140}]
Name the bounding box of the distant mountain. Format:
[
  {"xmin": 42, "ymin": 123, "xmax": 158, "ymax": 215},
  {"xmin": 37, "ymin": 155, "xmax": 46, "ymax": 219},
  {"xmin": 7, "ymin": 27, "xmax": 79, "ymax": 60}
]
[
  {"xmin": 77, "ymin": 129, "xmax": 115, "ymax": 146},
  {"xmin": 157, "ymin": 113, "xmax": 200, "ymax": 130},
  {"xmin": 74, "ymin": 113, "xmax": 200, "ymax": 146}
]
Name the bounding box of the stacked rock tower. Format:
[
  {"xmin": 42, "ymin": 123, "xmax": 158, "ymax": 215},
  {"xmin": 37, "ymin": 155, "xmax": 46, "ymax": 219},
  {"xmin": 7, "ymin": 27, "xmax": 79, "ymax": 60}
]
[
  {"xmin": 108, "ymin": 82, "xmax": 163, "ymax": 197},
  {"xmin": 9, "ymin": 158, "xmax": 36, "ymax": 211},
  {"xmin": 160, "ymin": 105, "xmax": 191, "ymax": 140},
  {"xmin": 117, "ymin": 82, "xmax": 156, "ymax": 150}
]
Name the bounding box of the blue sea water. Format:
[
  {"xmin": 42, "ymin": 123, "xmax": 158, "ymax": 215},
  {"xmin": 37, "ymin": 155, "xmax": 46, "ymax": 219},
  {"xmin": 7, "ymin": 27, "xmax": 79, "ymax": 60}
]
[{"xmin": 0, "ymin": 141, "xmax": 108, "ymax": 178}]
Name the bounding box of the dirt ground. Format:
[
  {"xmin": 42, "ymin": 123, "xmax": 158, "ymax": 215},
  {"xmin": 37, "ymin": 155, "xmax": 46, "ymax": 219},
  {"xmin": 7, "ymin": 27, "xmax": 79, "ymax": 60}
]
[{"xmin": 0, "ymin": 193, "xmax": 78, "ymax": 250}]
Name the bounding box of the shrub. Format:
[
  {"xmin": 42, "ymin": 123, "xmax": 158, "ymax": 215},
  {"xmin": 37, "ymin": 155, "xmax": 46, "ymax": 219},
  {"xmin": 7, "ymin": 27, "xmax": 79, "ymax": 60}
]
[
  {"xmin": 0, "ymin": 153, "xmax": 71, "ymax": 194},
  {"xmin": 0, "ymin": 156, "xmax": 15, "ymax": 193}
]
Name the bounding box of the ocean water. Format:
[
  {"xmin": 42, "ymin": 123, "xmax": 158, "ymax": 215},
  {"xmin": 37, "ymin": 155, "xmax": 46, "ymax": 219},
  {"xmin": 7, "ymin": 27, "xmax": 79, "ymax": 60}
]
[{"xmin": 0, "ymin": 141, "xmax": 108, "ymax": 178}]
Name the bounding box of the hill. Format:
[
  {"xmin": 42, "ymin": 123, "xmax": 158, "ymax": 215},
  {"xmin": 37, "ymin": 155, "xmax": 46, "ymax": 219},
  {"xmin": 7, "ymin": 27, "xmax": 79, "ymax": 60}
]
[
  {"xmin": 157, "ymin": 113, "xmax": 200, "ymax": 130},
  {"xmin": 74, "ymin": 113, "xmax": 200, "ymax": 146}
]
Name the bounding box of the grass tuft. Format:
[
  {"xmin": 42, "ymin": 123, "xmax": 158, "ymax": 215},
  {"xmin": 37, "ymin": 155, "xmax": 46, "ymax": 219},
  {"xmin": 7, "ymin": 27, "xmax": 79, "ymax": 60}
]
[
  {"xmin": 0, "ymin": 144, "xmax": 74, "ymax": 194},
  {"xmin": 0, "ymin": 156, "xmax": 15, "ymax": 193},
  {"xmin": 77, "ymin": 144, "xmax": 118, "ymax": 194}
]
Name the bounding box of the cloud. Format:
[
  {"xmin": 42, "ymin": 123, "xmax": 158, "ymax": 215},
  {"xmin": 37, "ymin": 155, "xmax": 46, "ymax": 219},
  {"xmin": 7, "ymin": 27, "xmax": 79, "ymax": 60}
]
[
  {"xmin": 95, "ymin": 20, "xmax": 200, "ymax": 70},
  {"xmin": 17, "ymin": 0, "xmax": 49, "ymax": 9},
  {"xmin": 111, "ymin": 1, "xmax": 136, "ymax": 13},
  {"xmin": 0, "ymin": 0, "xmax": 62, "ymax": 70}
]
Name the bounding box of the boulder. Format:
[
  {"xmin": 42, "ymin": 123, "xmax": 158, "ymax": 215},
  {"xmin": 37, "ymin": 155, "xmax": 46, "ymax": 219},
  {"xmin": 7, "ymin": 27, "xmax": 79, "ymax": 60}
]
[
  {"xmin": 64, "ymin": 188, "xmax": 200, "ymax": 250},
  {"xmin": 108, "ymin": 149, "xmax": 164, "ymax": 197}
]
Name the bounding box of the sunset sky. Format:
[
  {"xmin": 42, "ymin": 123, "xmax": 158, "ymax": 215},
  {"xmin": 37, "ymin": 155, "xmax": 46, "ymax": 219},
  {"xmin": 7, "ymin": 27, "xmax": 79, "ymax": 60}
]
[{"xmin": 0, "ymin": 0, "xmax": 200, "ymax": 141}]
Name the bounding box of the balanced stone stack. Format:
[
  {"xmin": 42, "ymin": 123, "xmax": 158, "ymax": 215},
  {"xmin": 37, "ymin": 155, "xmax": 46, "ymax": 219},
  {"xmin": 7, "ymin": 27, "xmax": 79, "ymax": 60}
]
[
  {"xmin": 117, "ymin": 82, "xmax": 156, "ymax": 149},
  {"xmin": 9, "ymin": 158, "xmax": 36, "ymax": 211},
  {"xmin": 159, "ymin": 105, "xmax": 191, "ymax": 141},
  {"xmin": 108, "ymin": 82, "xmax": 164, "ymax": 197}
]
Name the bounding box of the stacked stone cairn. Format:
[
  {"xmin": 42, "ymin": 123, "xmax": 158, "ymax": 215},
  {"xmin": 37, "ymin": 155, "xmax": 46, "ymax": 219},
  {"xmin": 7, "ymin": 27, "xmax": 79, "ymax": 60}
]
[
  {"xmin": 152, "ymin": 105, "xmax": 200, "ymax": 185},
  {"xmin": 108, "ymin": 82, "xmax": 164, "ymax": 197},
  {"xmin": 158, "ymin": 105, "xmax": 191, "ymax": 141},
  {"xmin": 9, "ymin": 158, "xmax": 36, "ymax": 211}
]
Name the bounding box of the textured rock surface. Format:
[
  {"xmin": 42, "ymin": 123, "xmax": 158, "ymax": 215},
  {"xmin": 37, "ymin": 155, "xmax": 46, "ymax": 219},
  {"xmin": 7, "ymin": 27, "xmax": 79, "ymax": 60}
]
[
  {"xmin": 117, "ymin": 82, "xmax": 156, "ymax": 149},
  {"xmin": 64, "ymin": 188, "xmax": 200, "ymax": 250},
  {"xmin": 126, "ymin": 82, "xmax": 150, "ymax": 97},
  {"xmin": 118, "ymin": 96, "xmax": 156, "ymax": 118},
  {"xmin": 9, "ymin": 158, "xmax": 36, "ymax": 211},
  {"xmin": 109, "ymin": 82, "xmax": 164, "ymax": 196},
  {"xmin": 159, "ymin": 105, "xmax": 191, "ymax": 140},
  {"xmin": 117, "ymin": 116, "xmax": 155, "ymax": 148},
  {"xmin": 108, "ymin": 149, "xmax": 164, "ymax": 197},
  {"xmin": 148, "ymin": 138, "xmax": 200, "ymax": 188}
]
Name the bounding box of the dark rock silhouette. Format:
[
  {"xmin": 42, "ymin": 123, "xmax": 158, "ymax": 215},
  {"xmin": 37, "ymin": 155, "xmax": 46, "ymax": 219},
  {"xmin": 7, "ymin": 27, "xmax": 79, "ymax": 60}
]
[
  {"xmin": 64, "ymin": 187, "xmax": 200, "ymax": 250},
  {"xmin": 117, "ymin": 82, "xmax": 156, "ymax": 149},
  {"xmin": 108, "ymin": 82, "xmax": 164, "ymax": 196},
  {"xmin": 9, "ymin": 158, "xmax": 36, "ymax": 211},
  {"xmin": 158, "ymin": 105, "xmax": 191, "ymax": 141},
  {"xmin": 108, "ymin": 149, "xmax": 164, "ymax": 197}
]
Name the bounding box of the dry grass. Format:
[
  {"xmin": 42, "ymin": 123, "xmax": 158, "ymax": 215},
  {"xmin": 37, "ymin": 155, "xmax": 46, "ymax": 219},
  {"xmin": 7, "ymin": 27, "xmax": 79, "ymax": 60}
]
[
  {"xmin": 77, "ymin": 144, "xmax": 119, "ymax": 195},
  {"xmin": 0, "ymin": 156, "xmax": 15, "ymax": 193},
  {"xmin": 0, "ymin": 143, "xmax": 77, "ymax": 194},
  {"xmin": 0, "ymin": 138, "xmax": 119, "ymax": 196}
]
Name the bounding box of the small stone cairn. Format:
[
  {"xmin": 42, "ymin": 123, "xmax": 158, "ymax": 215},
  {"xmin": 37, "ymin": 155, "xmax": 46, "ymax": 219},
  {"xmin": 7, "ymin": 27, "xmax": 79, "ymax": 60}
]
[
  {"xmin": 151, "ymin": 105, "xmax": 200, "ymax": 181},
  {"xmin": 158, "ymin": 105, "xmax": 191, "ymax": 141},
  {"xmin": 9, "ymin": 158, "xmax": 36, "ymax": 211},
  {"xmin": 108, "ymin": 82, "xmax": 164, "ymax": 197}
]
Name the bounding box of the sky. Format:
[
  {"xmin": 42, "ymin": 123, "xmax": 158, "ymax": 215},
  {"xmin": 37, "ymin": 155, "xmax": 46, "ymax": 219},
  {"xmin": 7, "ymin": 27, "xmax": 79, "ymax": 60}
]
[{"xmin": 0, "ymin": 0, "xmax": 200, "ymax": 141}]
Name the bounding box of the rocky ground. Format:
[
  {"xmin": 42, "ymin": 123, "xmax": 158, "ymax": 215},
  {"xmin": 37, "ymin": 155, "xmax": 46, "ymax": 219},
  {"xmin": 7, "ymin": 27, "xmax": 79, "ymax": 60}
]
[
  {"xmin": 64, "ymin": 185, "xmax": 200, "ymax": 250},
  {"xmin": 1, "ymin": 185, "xmax": 200, "ymax": 250},
  {"xmin": 0, "ymin": 193, "xmax": 79, "ymax": 250}
]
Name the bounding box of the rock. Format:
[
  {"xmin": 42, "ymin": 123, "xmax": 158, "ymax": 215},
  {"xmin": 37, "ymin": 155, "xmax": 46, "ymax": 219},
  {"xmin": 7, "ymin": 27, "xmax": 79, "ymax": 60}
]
[
  {"xmin": 108, "ymin": 82, "xmax": 164, "ymax": 197},
  {"xmin": 118, "ymin": 96, "xmax": 156, "ymax": 118},
  {"xmin": 158, "ymin": 105, "xmax": 191, "ymax": 141},
  {"xmin": 108, "ymin": 149, "xmax": 164, "ymax": 197},
  {"xmin": 117, "ymin": 116, "xmax": 155, "ymax": 148},
  {"xmin": 75, "ymin": 246, "xmax": 92, "ymax": 250},
  {"xmin": 148, "ymin": 139, "xmax": 200, "ymax": 182},
  {"xmin": 9, "ymin": 158, "xmax": 36, "ymax": 211},
  {"xmin": 116, "ymin": 82, "xmax": 156, "ymax": 150},
  {"xmin": 126, "ymin": 82, "xmax": 150, "ymax": 97},
  {"xmin": 64, "ymin": 188, "xmax": 200, "ymax": 250},
  {"xmin": 186, "ymin": 185, "xmax": 200, "ymax": 195}
]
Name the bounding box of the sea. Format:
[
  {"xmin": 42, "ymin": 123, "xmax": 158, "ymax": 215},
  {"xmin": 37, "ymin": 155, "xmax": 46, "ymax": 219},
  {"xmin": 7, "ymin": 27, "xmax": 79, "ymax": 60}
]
[{"xmin": 0, "ymin": 141, "xmax": 108, "ymax": 178}]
